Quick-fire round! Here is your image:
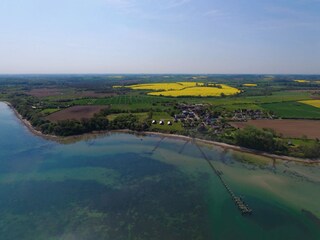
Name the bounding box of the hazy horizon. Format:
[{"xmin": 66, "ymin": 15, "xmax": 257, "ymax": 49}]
[
  {"xmin": 1, "ymin": 73, "xmax": 320, "ymax": 76},
  {"xmin": 1, "ymin": 0, "xmax": 319, "ymax": 74}
]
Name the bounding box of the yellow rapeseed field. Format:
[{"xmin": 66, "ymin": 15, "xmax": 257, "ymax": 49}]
[
  {"xmin": 299, "ymin": 100, "xmax": 320, "ymax": 108},
  {"xmin": 243, "ymin": 84, "xmax": 257, "ymax": 87},
  {"xmin": 294, "ymin": 80, "xmax": 310, "ymax": 83},
  {"xmin": 148, "ymin": 86, "xmax": 240, "ymax": 97},
  {"xmin": 127, "ymin": 82, "xmax": 203, "ymax": 91},
  {"xmin": 124, "ymin": 82, "xmax": 240, "ymax": 97}
]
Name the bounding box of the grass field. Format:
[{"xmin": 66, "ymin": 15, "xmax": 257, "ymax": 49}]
[
  {"xmin": 204, "ymin": 91, "xmax": 312, "ymax": 105},
  {"xmin": 285, "ymin": 138, "xmax": 318, "ymax": 147},
  {"xmin": 220, "ymin": 103, "xmax": 263, "ymax": 111},
  {"xmin": 107, "ymin": 112, "xmax": 148, "ymax": 122},
  {"xmin": 71, "ymin": 90, "xmax": 312, "ymax": 107},
  {"xmin": 69, "ymin": 91, "xmax": 315, "ymax": 117},
  {"xmin": 72, "ymin": 95, "xmax": 171, "ymax": 105},
  {"xmin": 70, "ymin": 95, "xmax": 174, "ymax": 111},
  {"xmin": 106, "ymin": 112, "xmax": 183, "ymax": 131},
  {"xmin": 41, "ymin": 108, "xmax": 60, "ymax": 115},
  {"xmin": 261, "ymin": 102, "xmax": 320, "ymax": 119},
  {"xmin": 299, "ymin": 100, "xmax": 320, "ymax": 108},
  {"xmin": 150, "ymin": 112, "xmax": 183, "ymax": 132}
]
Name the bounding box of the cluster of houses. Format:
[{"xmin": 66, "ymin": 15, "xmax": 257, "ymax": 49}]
[
  {"xmin": 200, "ymin": 115, "xmax": 232, "ymax": 134},
  {"xmin": 150, "ymin": 103, "xmax": 275, "ymax": 134},
  {"xmin": 172, "ymin": 103, "xmax": 275, "ymax": 134},
  {"xmin": 174, "ymin": 103, "xmax": 204, "ymax": 121},
  {"xmin": 230, "ymin": 109, "xmax": 273, "ymax": 122}
]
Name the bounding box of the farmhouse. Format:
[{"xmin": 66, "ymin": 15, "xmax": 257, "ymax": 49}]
[{"xmin": 230, "ymin": 109, "xmax": 271, "ymax": 122}]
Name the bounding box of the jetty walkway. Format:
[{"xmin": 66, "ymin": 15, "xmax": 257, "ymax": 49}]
[
  {"xmin": 151, "ymin": 136, "xmax": 165, "ymax": 153},
  {"xmin": 194, "ymin": 140, "xmax": 253, "ymax": 215}
]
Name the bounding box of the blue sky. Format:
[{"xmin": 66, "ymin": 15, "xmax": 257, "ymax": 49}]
[{"xmin": 0, "ymin": 0, "xmax": 319, "ymax": 74}]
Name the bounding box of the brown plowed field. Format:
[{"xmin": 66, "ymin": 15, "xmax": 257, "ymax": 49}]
[
  {"xmin": 46, "ymin": 106, "xmax": 108, "ymax": 122},
  {"xmin": 230, "ymin": 120, "xmax": 320, "ymax": 139}
]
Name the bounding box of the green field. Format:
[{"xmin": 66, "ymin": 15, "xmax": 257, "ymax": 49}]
[
  {"xmin": 220, "ymin": 103, "xmax": 263, "ymax": 111},
  {"xmin": 107, "ymin": 112, "xmax": 148, "ymax": 122},
  {"xmin": 72, "ymin": 95, "xmax": 172, "ymax": 105},
  {"xmin": 70, "ymin": 95, "xmax": 174, "ymax": 111},
  {"xmin": 64, "ymin": 90, "xmax": 316, "ymax": 118},
  {"xmin": 107, "ymin": 111, "xmax": 183, "ymax": 132},
  {"xmin": 41, "ymin": 108, "xmax": 60, "ymax": 115},
  {"xmin": 206, "ymin": 91, "xmax": 312, "ymax": 106},
  {"xmin": 70, "ymin": 91, "xmax": 312, "ymax": 107},
  {"xmin": 261, "ymin": 101, "xmax": 320, "ymax": 119},
  {"xmin": 2, "ymin": 74, "xmax": 320, "ymax": 159},
  {"xmin": 150, "ymin": 112, "xmax": 183, "ymax": 132}
]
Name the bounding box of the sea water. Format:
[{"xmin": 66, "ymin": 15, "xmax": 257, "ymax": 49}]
[{"xmin": 0, "ymin": 102, "xmax": 319, "ymax": 240}]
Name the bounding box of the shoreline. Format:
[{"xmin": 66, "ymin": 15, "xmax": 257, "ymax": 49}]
[
  {"xmin": 3, "ymin": 101, "xmax": 60, "ymax": 141},
  {"xmin": 2, "ymin": 101, "xmax": 319, "ymax": 164},
  {"xmin": 143, "ymin": 131, "xmax": 320, "ymax": 164}
]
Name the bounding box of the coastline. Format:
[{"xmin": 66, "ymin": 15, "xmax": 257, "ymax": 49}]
[
  {"xmin": 2, "ymin": 101, "xmax": 319, "ymax": 164},
  {"xmin": 143, "ymin": 131, "xmax": 320, "ymax": 164},
  {"xmin": 3, "ymin": 101, "xmax": 60, "ymax": 141}
]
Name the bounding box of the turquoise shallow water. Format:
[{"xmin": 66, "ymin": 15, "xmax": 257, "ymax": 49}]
[{"xmin": 0, "ymin": 102, "xmax": 319, "ymax": 240}]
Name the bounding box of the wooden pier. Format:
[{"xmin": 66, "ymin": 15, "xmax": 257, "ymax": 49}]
[
  {"xmin": 178, "ymin": 140, "xmax": 190, "ymax": 154},
  {"xmin": 194, "ymin": 140, "xmax": 253, "ymax": 216},
  {"xmin": 220, "ymin": 177, "xmax": 252, "ymax": 215},
  {"xmin": 151, "ymin": 137, "xmax": 165, "ymax": 154}
]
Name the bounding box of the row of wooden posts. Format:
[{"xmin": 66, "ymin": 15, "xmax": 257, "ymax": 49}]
[{"xmin": 150, "ymin": 136, "xmax": 253, "ymax": 215}]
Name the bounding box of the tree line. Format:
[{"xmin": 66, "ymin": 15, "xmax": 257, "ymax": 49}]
[{"xmin": 234, "ymin": 126, "xmax": 320, "ymax": 159}]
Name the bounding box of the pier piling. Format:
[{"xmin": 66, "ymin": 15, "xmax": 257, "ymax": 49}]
[
  {"xmin": 151, "ymin": 137, "xmax": 165, "ymax": 154},
  {"xmin": 193, "ymin": 139, "xmax": 253, "ymax": 216},
  {"xmin": 178, "ymin": 140, "xmax": 190, "ymax": 154}
]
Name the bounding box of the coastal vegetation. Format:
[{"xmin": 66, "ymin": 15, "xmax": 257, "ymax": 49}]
[
  {"xmin": 0, "ymin": 74, "xmax": 319, "ymax": 159},
  {"xmin": 234, "ymin": 126, "xmax": 320, "ymax": 158}
]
